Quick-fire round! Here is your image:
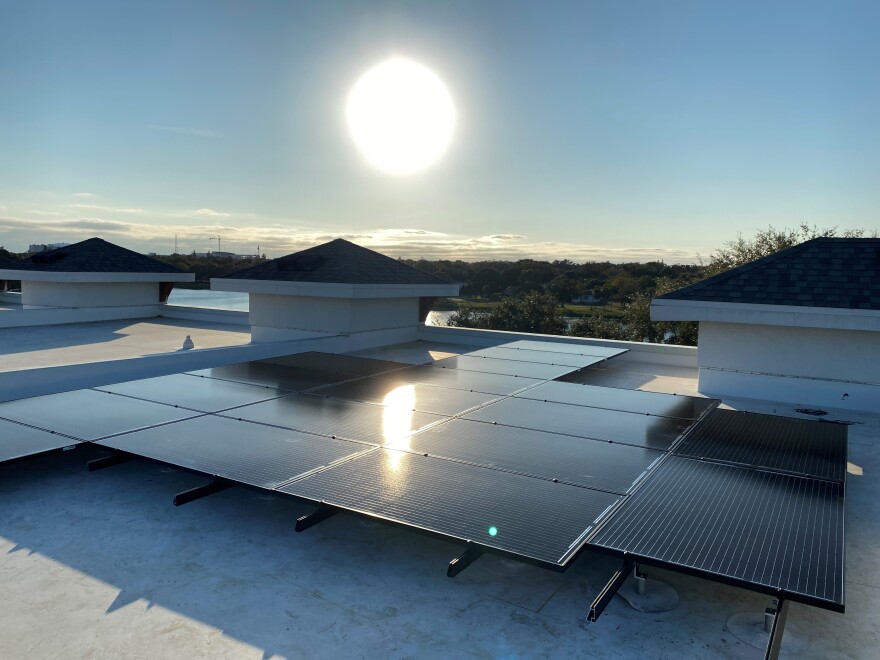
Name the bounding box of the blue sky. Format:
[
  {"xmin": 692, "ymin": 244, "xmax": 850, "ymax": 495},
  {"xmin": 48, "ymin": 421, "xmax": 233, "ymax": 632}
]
[{"xmin": 1, "ymin": 0, "xmax": 877, "ymax": 261}]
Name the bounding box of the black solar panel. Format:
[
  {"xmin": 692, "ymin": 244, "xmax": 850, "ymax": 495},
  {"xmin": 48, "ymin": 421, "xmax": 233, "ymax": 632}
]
[
  {"xmin": 279, "ymin": 448, "xmax": 621, "ymax": 565},
  {"xmin": 97, "ymin": 415, "xmax": 371, "ymax": 488},
  {"xmin": 266, "ymin": 352, "xmax": 410, "ymax": 376},
  {"xmin": 590, "ymin": 456, "xmax": 845, "ymax": 611},
  {"xmin": 382, "ymin": 365, "xmax": 542, "ymax": 395},
  {"xmin": 674, "ymin": 409, "xmax": 847, "ymax": 481},
  {"xmin": 216, "ymin": 394, "xmax": 447, "ymax": 445},
  {"xmin": 409, "ymin": 418, "xmax": 664, "ymax": 494},
  {"xmin": 515, "ymin": 381, "xmax": 716, "ymax": 420},
  {"xmin": 96, "ymin": 374, "xmax": 284, "ymax": 412},
  {"xmin": 310, "ymin": 379, "xmax": 501, "ymax": 416},
  {"xmin": 467, "ymin": 346, "xmax": 607, "ymax": 368},
  {"xmin": 499, "ymin": 339, "xmax": 626, "ymax": 358},
  {"xmin": 0, "ymin": 418, "xmax": 78, "ymax": 463},
  {"xmin": 432, "ymin": 355, "xmax": 583, "ymax": 380},
  {"xmin": 0, "ymin": 390, "xmax": 200, "ymax": 441},
  {"xmin": 464, "ymin": 398, "xmax": 694, "ymax": 450},
  {"xmin": 186, "ymin": 362, "xmax": 363, "ymax": 392}
]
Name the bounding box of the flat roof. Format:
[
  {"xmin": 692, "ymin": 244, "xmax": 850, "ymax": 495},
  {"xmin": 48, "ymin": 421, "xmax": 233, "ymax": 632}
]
[{"xmin": 0, "ymin": 332, "xmax": 875, "ymax": 658}]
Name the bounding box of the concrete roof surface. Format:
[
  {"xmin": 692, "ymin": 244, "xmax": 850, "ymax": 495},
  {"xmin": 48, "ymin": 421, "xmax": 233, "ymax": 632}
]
[
  {"xmin": 1, "ymin": 237, "xmax": 187, "ymax": 274},
  {"xmin": 223, "ymin": 238, "xmax": 450, "ymax": 286},
  {"xmin": 0, "ymin": 317, "xmax": 250, "ymax": 373},
  {"xmin": 659, "ymin": 238, "xmax": 880, "ymax": 310}
]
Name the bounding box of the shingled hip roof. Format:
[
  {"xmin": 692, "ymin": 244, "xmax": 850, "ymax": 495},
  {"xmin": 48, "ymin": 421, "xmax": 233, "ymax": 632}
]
[
  {"xmin": 221, "ymin": 238, "xmax": 451, "ymax": 286},
  {"xmin": 658, "ymin": 238, "xmax": 880, "ymax": 311},
  {"xmin": 0, "ymin": 237, "xmax": 187, "ymax": 274}
]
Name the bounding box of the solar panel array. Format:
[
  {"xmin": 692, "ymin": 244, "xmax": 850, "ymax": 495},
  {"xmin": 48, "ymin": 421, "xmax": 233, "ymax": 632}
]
[{"xmin": 0, "ymin": 340, "xmax": 848, "ymax": 612}]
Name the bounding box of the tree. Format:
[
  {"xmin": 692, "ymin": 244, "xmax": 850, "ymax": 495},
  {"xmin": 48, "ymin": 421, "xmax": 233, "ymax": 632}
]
[{"xmin": 447, "ymin": 292, "xmax": 566, "ymax": 335}]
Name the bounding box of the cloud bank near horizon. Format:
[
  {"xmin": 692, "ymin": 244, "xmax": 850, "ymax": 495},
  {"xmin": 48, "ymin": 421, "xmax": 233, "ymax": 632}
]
[{"xmin": 0, "ymin": 213, "xmax": 701, "ymax": 264}]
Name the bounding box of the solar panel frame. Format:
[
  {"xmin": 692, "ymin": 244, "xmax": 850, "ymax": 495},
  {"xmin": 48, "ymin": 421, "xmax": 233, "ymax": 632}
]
[
  {"xmin": 463, "ymin": 398, "xmax": 695, "ymax": 451},
  {"xmin": 185, "ymin": 362, "xmax": 367, "ymax": 393},
  {"xmin": 0, "ymin": 417, "xmax": 80, "ymax": 464},
  {"xmin": 589, "ymin": 456, "xmax": 846, "ymax": 612},
  {"xmin": 466, "ymin": 346, "xmax": 609, "ymax": 368},
  {"xmin": 431, "ymin": 355, "xmax": 585, "ymax": 380},
  {"xmin": 214, "ymin": 393, "xmax": 449, "ymax": 446},
  {"xmin": 0, "ymin": 389, "xmax": 203, "ymax": 441},
  {"xmin": 96, "ymin": 415, "xmax": 373, "ymax": 489},
  {"xmin": 408, "ymin": 418, "xmax": 665, "ymax": 494},
  {"xmin": 673, "ymin": 409, "xmax": 848, "ymax": 481},
  {"xmin": 374, "ymin": 365, "xmax": 544, "ymax": 396},
  {"xmin": 514, "ymin": 381, "xmax": 717, "ymax": 420},
  {"xmin": 497, "ymin": 339, "xmax": 627, "ymax": 359},
  {"xmin": 278, "ymin": 447, "xmax": 622, "ymax": 566},
  {"xmin": 95, "ymin": 373, "xmax": 287, "ymax": 413}
]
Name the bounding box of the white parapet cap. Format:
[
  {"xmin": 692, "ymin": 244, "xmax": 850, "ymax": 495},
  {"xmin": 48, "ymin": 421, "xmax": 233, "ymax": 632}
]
[
  {"xmin": 211, "ymin": 277, "xmax": 458, "ymax": 299},
  {"xmin": 651, "ymin": 297, "xmax": 880, "ymax": 332},
  {"xmin": 0, "ymin": 270, "xmax": 195, "ymax": 283}
]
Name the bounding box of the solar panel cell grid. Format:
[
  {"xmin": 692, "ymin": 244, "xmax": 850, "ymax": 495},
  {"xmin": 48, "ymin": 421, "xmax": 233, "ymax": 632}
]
[
  {"xmin": 96, "ymin": 415, "xmax": 371, "ymax": 488},
  {"xmin": 280, "ymin": 448, "xmax": 622, "ymax": 565},
  {"xmin": 590, "ymin": 456, "xmax": 845, "ymax": 609},
  {"xmin": 432, "ymin": 355, "xmax": 584, "ymax": 379},
  {"xmin": 500, "ymin": 340, "xmax": 626, "ymax": 358},
  {"xmin": 515, "ymin": 381, "xmax": 716, "ymax": 420},
  {"xmin": 0, "ymin": 418, "xmax": 78, "ymax": 463},
  {"xmin": 310, "ymin": 379, "xmax": 501, "ymax": 416},
  {"xmin": 381, "ymin": 365, "xmax": 542, "ymax": 395},
  {"xmin": 186, "ymin": 362, "xmax": 364, "ymax": 392},
  {"xmin": 467, "ymin": 346, "xmax": 606, "ymax": 368},
  {"xmin": 464, "ymin": 398, "xmax": 694, "ymax": 450},
  {"xmin": 673, "ymin": 409, "xmax": 847, "ymax": 481}
]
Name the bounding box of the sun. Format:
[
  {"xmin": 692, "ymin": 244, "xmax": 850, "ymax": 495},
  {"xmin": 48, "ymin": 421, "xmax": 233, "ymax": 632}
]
[{"xmin": 346, "ymin": 57, "xmax": 456, "ymax": 175}]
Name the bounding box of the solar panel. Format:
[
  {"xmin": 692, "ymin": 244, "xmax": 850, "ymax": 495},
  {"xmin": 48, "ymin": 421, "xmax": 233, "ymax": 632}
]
[
  {"xmin": 0, "ymin": 418, "xmax": 78, "ymax": 463},
  {"xmin": 409, "ymin": 418, "xmax": 664, "ymax": 494},
  {"xmin": 381, "ymin": 365, "xmax": 542, "ymax": 395},
  {"xmin": 279, "ymin": 448, "xmax": 622, "ymax": 565},
  {"xmin": 590, "ymin": 456, "xmax": 845, "ymax": 611},
  {"xmin": 95, "ymin": 374, "xmax": 285, "ymax": 412},
  {"xmin": 186, "ymin": 362, "xmax": 364, "ymax": 392},
  {"xmin": 464, "ymin": 398, "xmax": 694, "ymax": 450},
  {"xmin": 514, "ymin": 381, "xmax": 716, "ymax": 420},
  {"xmin": 498, "ymin": 339, "xmax": 626, "ymax": 359},
  {"xmin": 673, "ymin": 409, "xmax": 847, "ymax": 481},
  {"xmin": 310, "ymin": 379, "xmax": 501, "ymax": 416},
  {"xmin": 215, "ymin": 394, "xmax": 448, "ymax": 445},
  {"xmin": 466, "ymin": 346, "xmax": 608, "ymax": 368},
  {"xmin": 432, "ymin": 355, "xmax": 584, "ymax": 380},
  {"xmin": 0, "ymin": 390, "xmax": 200, "ymax": 441},
  {"xmin": 96, "ymin": 415, "xmax": 371, "ymax": 488},
  {"xmin": 265, "ymin": 352, "xmax": 410, "ymax": 376}
]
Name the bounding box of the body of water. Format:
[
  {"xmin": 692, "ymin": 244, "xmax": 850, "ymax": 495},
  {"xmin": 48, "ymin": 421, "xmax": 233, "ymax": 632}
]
[
  {"xmin": 167, "ymin": 291, "xmax": 453, "ymax": 326},
  {"xmin": 166, "ymin": 289, "xmax": 249, "ymax": 311}
]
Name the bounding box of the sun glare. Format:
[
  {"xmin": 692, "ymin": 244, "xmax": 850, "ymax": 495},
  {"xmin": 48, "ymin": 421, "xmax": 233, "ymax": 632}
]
[{"xmin": 346, "ymin": 57, "xmax": 456, "ymax": 175}]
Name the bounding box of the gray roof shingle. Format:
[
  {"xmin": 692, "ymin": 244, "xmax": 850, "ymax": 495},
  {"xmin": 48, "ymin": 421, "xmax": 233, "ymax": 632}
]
[
  {"xmin": 658, "ymin": 238, "xmax": 880, "ymax": 310},
  {"xmin": 223, "ymin": 238, "xmax": 449, "ymax": 285},
  {"xmin": 2, "ymin": 238, "xmax": 185, "ymax": 273}
]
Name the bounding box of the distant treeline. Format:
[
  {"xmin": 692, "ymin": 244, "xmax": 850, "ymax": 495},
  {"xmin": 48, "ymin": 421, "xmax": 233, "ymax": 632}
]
[
  {"xmin": 399, "ymin": 257, "xmax": 701, "ymax": 302},
  {"xmin": 154, "ymin": 254, "xmax": 267, "ymax": 287}
]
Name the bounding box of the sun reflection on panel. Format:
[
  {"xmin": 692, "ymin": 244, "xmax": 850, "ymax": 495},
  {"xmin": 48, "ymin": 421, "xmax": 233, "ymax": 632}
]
[{"xmin": 382, "ymin": 385, "xmax": 416, "ymax": 469}]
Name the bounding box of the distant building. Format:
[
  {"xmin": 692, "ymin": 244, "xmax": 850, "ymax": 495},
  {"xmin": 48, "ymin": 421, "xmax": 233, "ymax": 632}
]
[
  {"xmin": 28, "ymin": 242, "xmax": 69, "ymax": 253},
  {"xmin": 652, "ymin": 237, "xmax": 880, "ymax": 412},
  {"xmin": 571, "ymin": 290, "xmax": 598, "ymax": 304}
]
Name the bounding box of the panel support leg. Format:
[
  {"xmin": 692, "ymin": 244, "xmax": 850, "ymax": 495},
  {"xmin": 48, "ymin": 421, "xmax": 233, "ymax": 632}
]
[
  {"xmin": 295, "ymin": 504, "xmax": 338, "ymax": 532},
  {"xmin": 764, "ymin": 598, "xmax": 789, "ymax": 660},
  {"xmin": 447, "ymin": 542, "xmax": 484, "ymax": 578},
  {"xmin": 173, "ymin": 479, "xmax": 232, "ymax": 506},
  {"xmin": 588, "ymin": 559, "xmax": 633, "ymax": 622},
  {"xmin": 87, "ymin": 451, "xmax": 136, "ymax": 472}
]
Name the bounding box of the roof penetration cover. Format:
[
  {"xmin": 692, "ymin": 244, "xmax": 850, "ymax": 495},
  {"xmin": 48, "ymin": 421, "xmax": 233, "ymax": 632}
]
[
  {"xmin": 1, "ymin": 237, "xmax": 186, "ymax": 274},
  {"xmin": 657, "ymin": 237, "xmax": 880, "ymax": 310},
  {"xmin": 220, "ymin": 238, "xmax": 449, "ymax": 285}
]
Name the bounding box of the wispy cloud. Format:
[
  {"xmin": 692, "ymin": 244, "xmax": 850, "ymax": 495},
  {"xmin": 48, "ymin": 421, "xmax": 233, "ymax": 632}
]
[
  {"xmin": 71, "ymin": 192, "xmax": 97, "ymax": 198},
  {"xmin": 190, "ymin": 208, "xmax": 231, "ymax": 218},
  {"xmin": 149, "ymin": 124, "xmax": 225, "ymax": 139},
  {"xmin": 69, "ymin": 204, "xmax": 143, "ymax": 214}
]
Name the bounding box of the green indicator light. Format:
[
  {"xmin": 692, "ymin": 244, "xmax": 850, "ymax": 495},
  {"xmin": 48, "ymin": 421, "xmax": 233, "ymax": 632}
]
[{"xmin": 488, "ymin": 526, "xmax": 498, "ymax": 537}]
